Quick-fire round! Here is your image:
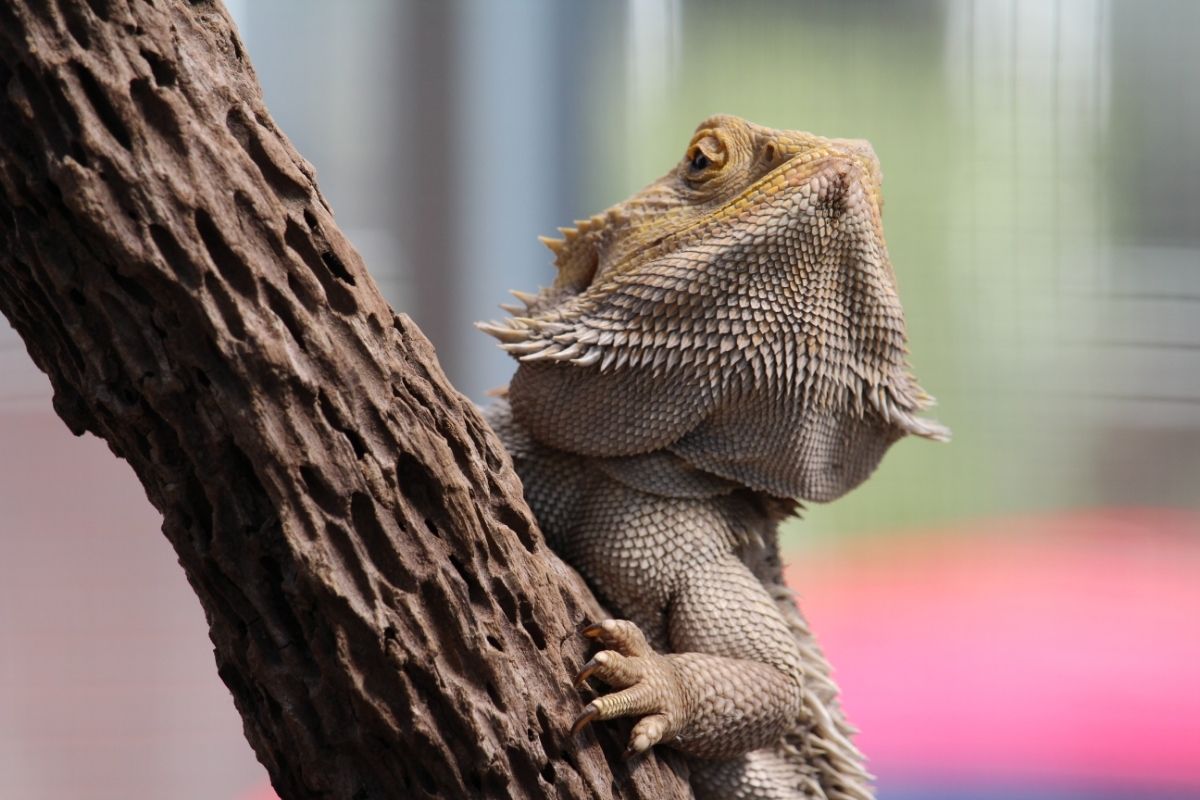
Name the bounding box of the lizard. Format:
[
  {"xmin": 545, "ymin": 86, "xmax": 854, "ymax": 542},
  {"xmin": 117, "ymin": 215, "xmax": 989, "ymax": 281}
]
[{"xmin": 479, "ymin": 114, "xmax": 948, "ymax": 800}]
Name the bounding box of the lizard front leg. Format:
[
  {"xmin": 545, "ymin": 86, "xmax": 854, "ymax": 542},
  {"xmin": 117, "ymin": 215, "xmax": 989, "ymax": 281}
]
[{"xmin": 573, "ymin": 547, "xmax": 806, "ymax": 761}]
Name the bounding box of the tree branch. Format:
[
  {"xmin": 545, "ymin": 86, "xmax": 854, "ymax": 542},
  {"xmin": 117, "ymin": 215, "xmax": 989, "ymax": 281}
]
[{"xmin": 0, "ymin": 2, "xmax": 689, "ymax": 797}]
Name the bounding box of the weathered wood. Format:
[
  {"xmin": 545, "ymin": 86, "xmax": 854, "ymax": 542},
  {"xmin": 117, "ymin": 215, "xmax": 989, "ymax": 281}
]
[{"xmin": 0, "ymin": 2, "xmax": 689, "ymax": 798}]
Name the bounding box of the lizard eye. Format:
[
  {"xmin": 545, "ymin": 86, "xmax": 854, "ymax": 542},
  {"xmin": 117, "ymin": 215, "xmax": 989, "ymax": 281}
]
[{"xmin": 683, "ymin": 132, "xmax": 726, "ymax": 182}]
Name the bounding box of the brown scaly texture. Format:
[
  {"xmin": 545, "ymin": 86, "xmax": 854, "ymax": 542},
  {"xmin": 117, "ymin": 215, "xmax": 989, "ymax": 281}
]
[
  {"xmin": 481, "ymin": 115, "xmax": 949, "ymax": 799},
  {"xmin": 0, "ymin": 2, "xmax": 694, "ymax": 798}
]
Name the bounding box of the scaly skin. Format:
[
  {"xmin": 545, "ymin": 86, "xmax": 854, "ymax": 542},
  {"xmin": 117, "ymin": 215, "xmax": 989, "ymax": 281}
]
[{"xmin": 480, "ymin": 115, "xmax": 947, "ymax": 799}]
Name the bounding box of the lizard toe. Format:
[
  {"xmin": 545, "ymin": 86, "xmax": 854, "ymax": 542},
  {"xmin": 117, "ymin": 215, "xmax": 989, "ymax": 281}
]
[
  {"xmin": 581, "ymin": 618, "xmax": 652, "ymax": 657},
  {"xmin": 572, "ymin": 643, "xmax": 686, "ymax": 751},
  {"xmin": 625, "ymin": 713, "xmax": 671, "ymax": 758},
  {"xmin": 575, "ymin": 649, "xmax": 642, "ymax": 689}
]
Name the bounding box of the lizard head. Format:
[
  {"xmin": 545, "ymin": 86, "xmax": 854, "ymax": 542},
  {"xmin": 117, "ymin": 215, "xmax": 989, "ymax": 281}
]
[
  {"xmin": 531, "ymin": 115, "xmax": 889, "ymax": 299},
  {"xmin": 480, "ymin": 114, "xmax": 948, "ymax": 502}
]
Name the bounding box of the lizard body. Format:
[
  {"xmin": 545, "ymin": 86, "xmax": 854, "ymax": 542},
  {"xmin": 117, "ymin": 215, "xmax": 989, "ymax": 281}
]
[{"xmin": 480, "ymin": 115, "xmax": 947, "ymax": 799}]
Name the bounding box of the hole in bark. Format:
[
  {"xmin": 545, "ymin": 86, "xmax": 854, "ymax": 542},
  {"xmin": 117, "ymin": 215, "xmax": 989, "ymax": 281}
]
[
  {"xmin": 195, "ymin": 208, "xmax": 257, "ymax": 299},
  {"xmin": 204, "ymin": 273, "xmax": 246, "ymax": 340},
  {"xmin": 138, "ymin": 48, "xmax": 175, "ymax": 86},
  {"xmin": 448, "ymin": 553, "xmax": 487, "ymax": 607},
  {"xmin": 540, "ymin": 762, "xmax": 556, "ymax": 785},
  {"xmin": 181, "ymin": 473, "xmax": 213, "ymax": 548},
  {"xmin": 505, "ymin": 745, "xmax": 541, "ymax": 795},
  {"xmin": 72, "ymin": 62, "xmax": 132, "ymax": 150},
  {"xmin": 494, "ymin": 502, "xmax": 538, "ymax": 554},
  {"xmin": 60, "ymin": 2, "xmax": 93, "ymax": 49},
  {"xmin": 348, "ymin": 494, "xmax": 408, "ymax": 587},
  {"xmin": 129, "ymin": 77, "xmax": 183, "ymax": 147},
  {"xmin": 84, "ymin": 0, "xmax": 111, "ymax": 20},
  {"xmin": 45, "ymin": 179, "xmax": 64, "ymax": 205},
  {"xmin": 319, "ymin": 391, "xmax": 367, "ymax": 458},
  {"xmin": 107, "ymin": 264, "xmax": 154, "ymax": 307},
  {"xmin": 350, "ymin": 495, "xmax": 415, "ymax": 593},
  {"xmin": 300, "ymin": 465, "xmax": 343, "ymax": 516},
  {"xmin": 93, "ymin": 331, "xmax": 147, "ymax": 402},
  {"xmin": 492, "ymin": 581, "xmax": 518, "ymax": 626},
  {"xmin": 68, "ymin": 140, "xmax": 90, "ymax": 167},
  {"xmin": 155, "ymin": 306, "xmax": 180, "ymax": 329},
  {"xmin": 283, "ymin": 217, "xmax": 356, "ymax": 315},
  {"xmin": 436, "ymin": 425, "xmax": 474, "ymax": 479},
  {"xmin": 303, "ymin": 208, "xmax": 319, "ymax": 230},
  {"xmin": 394, "ymin": 451, "xmax": 444, "ymax": 533},
  {"xmin": 408, "ymin": 758, "xmax": 437, "ymax": 796},
  {"xmin": 325, "ymin": 521, "xmax": 376, "ymax": 604},
  {"xmin": 118, "ymin": 384, "xmax": 139, "ymax": 405},
  {"xmin": 14, "ymin": 179, "xmax": 47, "ymax": 216},
  {"xmin": 485, "ymin": 681, "xmax": 504, "ymax": 711},
  {"xmin": 402, "ymin": 662, "xmax": 479, "ymax": 789},
  {"xmin": 482, "ymin": 768, "xmax": 511, "ymax": 797},
  {"xmin": 195, "ymin": 368, "xmax": 210, "ymax": 388},
  {"xmin": 255, "ymin": 554, "xmax": 307, "ymax": 653},
  {"xmin": 519, "ymin": 599, "xmax": 547, "ymax": 650},
  {"xmin": 15, "ymin": 64, "xmax": 71, "ymax": 155},
  {"xmin": 264, "ymin": 282, "xmax": 307, "ymax": 351},
  {"xmin": 148, "ymin": 223, "xmax": 200, "ymax": 286},
  {"xmin": 366, "ymin": 312, "xmax": 384, "ymax": 336},
  {"xmin": 482, "ymin": 529, "xmax": 508, "ymax": 568},
  {"xmin": 561, "ymin": 747, "xmax": 581, "ymax": 775},
  {"xmin": 320, "ymin": 249, "xmax": 355, "ymax": 286},
  {"xmin": 535, "ymin": 706, "xmax": 561, "ymax": 760},
  {"xmin": 286, "ymin": 272, "xmax": 318, "ymax": 313},
  {"xmin": 223, "ymin": 444, "xmax": 271, "ymax": 532},
  {"xmin": 292, "ymin": 379, "xmax": 316, "ymax": 409},
  {"xmin": 226, "ymin": 107, "xmax": 309, "ymax": 202},
  {"xmin": 485, "ymin": 634, "xmax": 504, "ymax": 652}
]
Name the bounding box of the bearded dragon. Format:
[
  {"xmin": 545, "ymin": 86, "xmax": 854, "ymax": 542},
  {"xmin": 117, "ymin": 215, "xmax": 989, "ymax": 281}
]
[{"xmin": 479, "ymin": 114, "xmax": 947, "ymax": 800}]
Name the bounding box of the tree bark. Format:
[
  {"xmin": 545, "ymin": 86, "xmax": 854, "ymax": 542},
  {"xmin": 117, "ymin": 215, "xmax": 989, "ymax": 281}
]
[{"xmin": 0, "ymin": 2, "xmax": 689, "ymax": 798}]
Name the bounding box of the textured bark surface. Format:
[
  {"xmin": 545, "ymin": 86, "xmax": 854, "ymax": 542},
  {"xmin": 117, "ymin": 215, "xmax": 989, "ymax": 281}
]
[{"xmin": 0, "ymin": 2, "xmax": 689, "ymax": 798}]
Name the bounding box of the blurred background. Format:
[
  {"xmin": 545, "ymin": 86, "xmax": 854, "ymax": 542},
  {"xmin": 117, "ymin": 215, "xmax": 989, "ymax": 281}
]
[{"xmin": 2, "ymin": 0, "xmax": 1198, "ymax": 798}]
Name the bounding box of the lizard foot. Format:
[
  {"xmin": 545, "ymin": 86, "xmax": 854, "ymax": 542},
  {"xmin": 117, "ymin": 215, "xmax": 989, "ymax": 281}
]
[{"xmin": 572, "ymin": 619, "xmax": 687, "ymax": 758}]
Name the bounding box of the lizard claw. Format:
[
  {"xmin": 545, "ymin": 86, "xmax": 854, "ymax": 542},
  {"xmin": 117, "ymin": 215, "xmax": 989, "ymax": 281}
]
[
  {"xmin": 581, "ymin": 623, "xmax": 606, "ymax": 639},
  {"xmin": 574, "ymin": 651, "xmax": 609, "ymax": 688},
  {"xmin": 580, "ymin": 618, "xmax": 652, "ymax": 657},
  {"xmin": 571, "ymin": 619, "xmax": 685, "ymax": 755},
  {"xmin": 572, "ymin": 703, "xmax": 600, "ymax": 735}
]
